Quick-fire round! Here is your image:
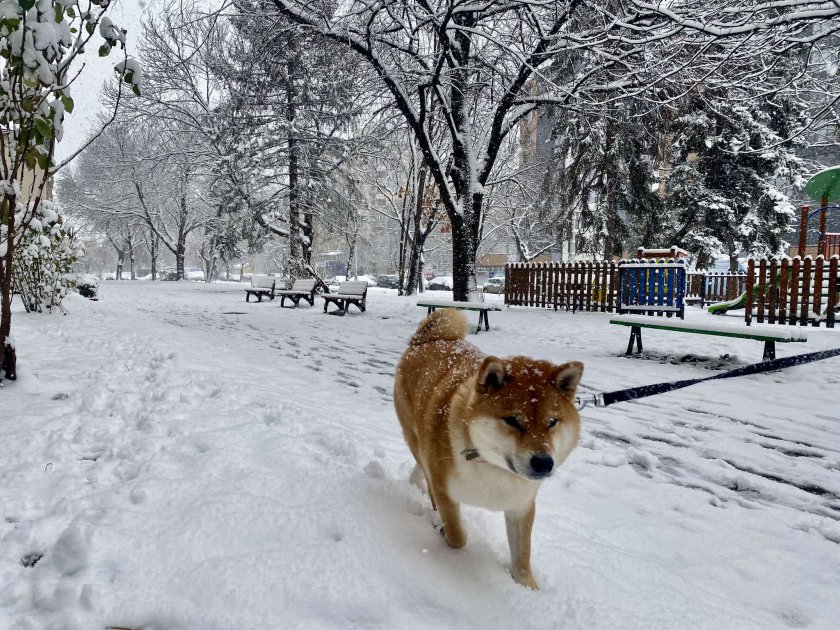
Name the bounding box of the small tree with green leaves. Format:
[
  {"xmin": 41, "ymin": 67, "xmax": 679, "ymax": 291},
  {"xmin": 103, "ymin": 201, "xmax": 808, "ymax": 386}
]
[
  {"xmin": 13, "ymin": 199, "xmax": 82, "ymax": 312},
  {"xmin": 0, "ymin": 0, "xmax": 140, "ymax": 382}
]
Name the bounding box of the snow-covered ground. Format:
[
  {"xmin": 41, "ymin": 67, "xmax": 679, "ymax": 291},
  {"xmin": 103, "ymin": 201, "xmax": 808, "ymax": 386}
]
[{"xmin": 2, "ymin": 281, "xmax": 839, "ymax": 629}]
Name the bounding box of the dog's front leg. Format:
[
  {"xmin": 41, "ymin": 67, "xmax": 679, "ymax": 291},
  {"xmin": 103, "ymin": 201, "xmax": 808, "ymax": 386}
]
[
  {"xmin": 435, "ymin": 491, "xmax": 467, "ymax": 549},
  {"xmin": 505, "ymin": 501, "xmax": 538, "ymax": 589}
]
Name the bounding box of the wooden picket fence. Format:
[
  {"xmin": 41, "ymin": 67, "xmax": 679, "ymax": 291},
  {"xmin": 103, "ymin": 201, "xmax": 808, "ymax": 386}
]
[
  {"xmin": 745, "ymin": 256, "xmax": 839, "ymax": 328},
  {"xmin": 505, "ymin": 261, "xmax": 619, "ymax": 312},
  {"xmin": 687, "ymin": 271, "xmax": 748, "ymax": 306}
]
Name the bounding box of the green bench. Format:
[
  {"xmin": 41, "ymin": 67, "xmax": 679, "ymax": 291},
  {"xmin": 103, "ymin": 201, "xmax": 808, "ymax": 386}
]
[
  {"xmin": 610, "ymin": 314, "xmax": 807, "ymax": 361},
  {"xmin": 416, "ymin": 299, "xmax": 503, "ymax": 334}
]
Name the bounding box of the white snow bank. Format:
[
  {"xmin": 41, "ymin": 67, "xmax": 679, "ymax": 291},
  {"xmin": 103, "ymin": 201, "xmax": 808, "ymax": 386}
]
[{"xmin": 1, "ymin": 283, "xmax": 838, "ymax": 629}]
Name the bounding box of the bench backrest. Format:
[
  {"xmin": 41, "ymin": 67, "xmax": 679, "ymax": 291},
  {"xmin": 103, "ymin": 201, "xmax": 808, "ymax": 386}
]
[
  {"xmin": 617, "ymin": 258, "xmax": 686, "ymax": 319},
  {"xmin": 337, "ymin": 280, "xmax": 368, "ymax": 296},
  {"xmin": 251, "ymin": 274, "xmax": 276, "ymax": 290},
  {"xmin": 291, "ymin": 278, "xmax": 317, "ymax": 292}
]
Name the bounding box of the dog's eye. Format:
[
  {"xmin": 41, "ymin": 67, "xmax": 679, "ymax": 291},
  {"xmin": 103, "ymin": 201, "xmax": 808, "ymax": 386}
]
[
  {"xmin": 503, "ymin": 416, "xmax": 523, "ymax": 430},
  {"xmin": 548, "ymin": 418, "xmax": 559, "ymax": 428}
]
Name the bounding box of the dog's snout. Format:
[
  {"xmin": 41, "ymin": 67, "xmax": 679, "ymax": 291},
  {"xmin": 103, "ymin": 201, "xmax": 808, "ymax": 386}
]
[{"xmin": 530, "ymin": 453, "xmax": 554, "ymax": 476}]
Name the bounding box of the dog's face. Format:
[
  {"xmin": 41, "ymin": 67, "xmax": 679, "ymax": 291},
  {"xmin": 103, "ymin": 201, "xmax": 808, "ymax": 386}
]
[{"xmin": 466, "ymin": 356, "xmax": 583, "ymax": 481}]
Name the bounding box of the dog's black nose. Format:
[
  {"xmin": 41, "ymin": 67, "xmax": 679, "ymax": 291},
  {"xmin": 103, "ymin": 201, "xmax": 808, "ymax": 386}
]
[{"xmin": 530, "ymin": 453, "xmax": 554, "ymax": 476}]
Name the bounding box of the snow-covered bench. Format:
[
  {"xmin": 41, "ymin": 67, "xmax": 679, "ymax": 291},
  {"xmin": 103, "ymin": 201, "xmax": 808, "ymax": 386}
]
[
  {"xmin": 321, "ymin": 280, "xmax": 368, "ymax": 315},
  {"xmin": 610, "ymin": 314, "xmax": 808, "ymax": 361},
  {"xmin": 244, "ymin": 275, "xmax": 276, "ymax": 302},
  {"xmin": 276, "ymin": 278, "xmax": 317, "ymax": 308},
  {"xmin": 416, "ymin": 298, "xmax": 503, "ymax": 334}
]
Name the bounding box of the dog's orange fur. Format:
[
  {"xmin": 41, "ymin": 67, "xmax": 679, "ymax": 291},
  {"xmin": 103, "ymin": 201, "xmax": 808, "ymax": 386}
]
[{"xmin": 394, "ymin": 309, "xmax": 583, "ymax": 588}]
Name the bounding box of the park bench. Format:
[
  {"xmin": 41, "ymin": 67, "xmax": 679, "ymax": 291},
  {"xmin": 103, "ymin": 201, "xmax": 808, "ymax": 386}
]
[
  {"xmin": 610, "ymin": 314, "xmax": 807, "ymax": 361},
  {"xmin": 321, "ymin": 280, "xmax": 368, "ymax": 315},
  {"xmin": 416, "ymin": 298, "xmax": 503, "ymax": 334},
  {"xmin": 244, "ymin": 275, "xmax": 276, "ymax": 302},
  {"xmin": 276, "ymin": 278, "xmax": 317, "ymax": 308}
]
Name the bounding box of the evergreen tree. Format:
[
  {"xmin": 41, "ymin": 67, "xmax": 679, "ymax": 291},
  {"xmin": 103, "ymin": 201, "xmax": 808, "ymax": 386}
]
[
  {"xmin": 666, "ymin": 89, "xmax": 804, "ymax": 269},
  {"xmin": 227, "ymin": 1, "xmax": 374, "ymax": 278},
  {"xmin": 548, "ymin": 101, "xmax": 665, "ymax": 259}
]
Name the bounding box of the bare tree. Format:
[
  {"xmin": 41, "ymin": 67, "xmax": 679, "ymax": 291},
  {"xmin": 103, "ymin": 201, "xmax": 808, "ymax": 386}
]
[{"xmin": 268, "ymin": 0, "xmax": 840, "ymax": 299}]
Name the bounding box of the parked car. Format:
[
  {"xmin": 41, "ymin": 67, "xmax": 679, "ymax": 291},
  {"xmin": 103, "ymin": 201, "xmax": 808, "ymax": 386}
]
[
  {"xmin": 427, "ymin": 276, "xmax": 454, "ymax": 291},
  {"xmin": 483, "ymin": 277, "xmax": 505, "ymax": 294},
  {"xmin": 185, "ymin": 267, "xmax": 205, "ymax": 281},
  {"xmin": 350, "ymin": 274, "xmax": 378, "ymax": 287},
  {"xmin": 376, "ymin": 274, "xmax": 400, "ymax": 289}
]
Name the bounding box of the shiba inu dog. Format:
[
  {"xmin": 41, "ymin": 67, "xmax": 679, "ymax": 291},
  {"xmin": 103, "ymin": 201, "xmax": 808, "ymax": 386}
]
[{"xmin": 393, "ymin": 309, "xmax": 583, "ymax": 589}]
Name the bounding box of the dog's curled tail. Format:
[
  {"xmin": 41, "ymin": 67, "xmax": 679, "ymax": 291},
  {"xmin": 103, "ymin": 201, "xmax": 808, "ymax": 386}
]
[{"xmin": 410, "ymin": 309, "xmax": 468, "ymax": 345}]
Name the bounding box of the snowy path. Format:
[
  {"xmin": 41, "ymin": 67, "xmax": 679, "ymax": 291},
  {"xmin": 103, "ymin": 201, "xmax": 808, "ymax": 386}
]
[{"xmin": 1, "ymin": 282, "xmax": 839, "ymax": 629}]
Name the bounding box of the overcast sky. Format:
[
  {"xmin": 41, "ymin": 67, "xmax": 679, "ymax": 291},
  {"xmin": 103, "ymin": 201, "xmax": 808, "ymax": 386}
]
[{"xmin": 56, "ymin": 1, "xmax": 155, "ymax": 161}]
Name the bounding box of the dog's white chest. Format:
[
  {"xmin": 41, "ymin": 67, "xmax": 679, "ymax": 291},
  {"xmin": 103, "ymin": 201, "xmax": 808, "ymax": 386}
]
[{"xmin": 447, "ymin": 460, "xmax": 537, "ymax": 513}]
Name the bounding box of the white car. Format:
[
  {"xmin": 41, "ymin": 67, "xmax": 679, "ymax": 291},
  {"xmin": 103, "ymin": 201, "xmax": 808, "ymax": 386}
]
[{"xmin": 185, "ymin": 267, "xmax": 205, "ymax": 281}]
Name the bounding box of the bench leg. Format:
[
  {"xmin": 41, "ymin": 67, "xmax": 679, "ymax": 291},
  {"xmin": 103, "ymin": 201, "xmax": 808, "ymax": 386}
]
[
  {"xmin": 280, "ymin": 296, "xmax": 287, "ymax": 308},
  {"xmin": 626, "ymin": 326, "xmax": 642, "ymax": 355},
  {"xmin": 427, "ymin": 307, "xmax": 434, "ymax": 315},
  {"xmin": 246, "ymin": 293, "xmax": 251, "ymax": 303},
  {"xmin": 324, "ymin": 299, "xmax": 346, "ymax": 315},
  {"xmin": 474, "ymin": 310, "xmax": 489, "ymax": 334},
  {"xmin": 763, "ymin": 340, "xmax": 775, "ymax": 361}
]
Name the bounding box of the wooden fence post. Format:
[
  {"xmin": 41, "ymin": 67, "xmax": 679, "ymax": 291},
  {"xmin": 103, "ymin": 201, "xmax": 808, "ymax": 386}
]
[
  {"xmin": 745, "ymin": 259, "xmax": 754, "ymax": 326},
  {"xmin": 828, "ymin": 256, "xmax": 838, "ymax": 328},
  {"xmin": 790, "ymin": 257, "xmax": 800, "ymax": 326},
  {"xmin": 812, "ymin": 256, "xmax": 824, "ymax": 327},
  {"xmin": 779, "ymin": 258, "xmax": 789, "ymax": 325},
  {"xmin": 800, "ymin": 257, "xmax": 812, "ymax": 326},
  {"xmin": 756, "ymin": 259, "xmax": 767, "ymax": 323}
]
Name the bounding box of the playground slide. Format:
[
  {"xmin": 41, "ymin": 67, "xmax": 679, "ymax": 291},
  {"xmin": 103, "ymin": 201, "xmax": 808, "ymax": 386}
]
[
  {"xmin": 707, "ymin": 283, "xmax": 764, "ymax": 315},
  {"xmin": 707, "ymin": 281, "xmax": 838, "ymax": 316},
  {"xmin": 707, "ymin": 291, "xmax": 748, "ymax": 315}
]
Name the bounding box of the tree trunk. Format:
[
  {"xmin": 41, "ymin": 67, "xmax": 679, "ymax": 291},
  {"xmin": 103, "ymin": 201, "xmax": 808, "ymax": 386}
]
[
  {"xmin": 286, "ymin": 58, "xmax": 308, "ymax": 278},
  {"xmin": 176, "ymin": 192, "xmax": 188, "ymax": 281},
  {"xmin": 405, "ymin": 232, "xmax": 428, "ymax": 296},
  {"xmin": 346, "ymin": 237, "xmax": 356, "ymax": 282},
  {"xmin": 447, "ymin": 15, "xmax": 481, "ymax": 302},
  {"xmin": 149, "ymin": 230, "xmax": 158, "ymax": 281},
  {"xmin": 0, "ymin": 195, "xmax": 15, "ymax": 380},
  {"xmin": 727, "ymin": 237, "xmax": 738, "ymax": 272},
  {"xmin": 176, "ymin": 241, "xmax": 185, "ymax": 281},
  {"xmin": 128, "ymin": 238, "xmax": 136, "ymax": 280},
  {"xmin": 302, "ymin": 212, "xmax": 313, "ymax": 268},
  {"xmin": 115, "ymin": 248, "xmax": 125, "ymax": 281},
  {"xmin": 451, "ymin": 213, "xmax": 479, "ymax": 301},
  {"xmin": 403, "ymin": 163, "xmax": 427, "ymax": 295}
]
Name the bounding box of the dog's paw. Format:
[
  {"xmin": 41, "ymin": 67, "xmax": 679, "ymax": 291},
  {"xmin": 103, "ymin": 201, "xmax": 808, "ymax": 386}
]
[
  {"xmin": 512, "ymin": 571, "xmax": 539, "ymax": 590},
  {"xmin": 440, "ymin": 524, "xmax": 467, "ymax": 549}
]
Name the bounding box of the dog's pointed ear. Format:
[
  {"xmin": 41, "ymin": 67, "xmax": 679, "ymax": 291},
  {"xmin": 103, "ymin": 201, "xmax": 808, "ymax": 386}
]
[
  {"xmin": 477, "ymin": 356, "xmax": 507, "ymax": 392},
  {"xmin": 553, "ymin": 361, "xmax": 583, "ymax": 394}
]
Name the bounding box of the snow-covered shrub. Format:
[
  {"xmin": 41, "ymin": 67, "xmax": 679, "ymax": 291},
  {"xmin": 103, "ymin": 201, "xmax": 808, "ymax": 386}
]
[
  {"xmin": 75, "ymin": 273, "xmax": 99, "ymax": 299},
  {"xmin": 13, "ymin": 201, "xmax": 83, "ymax": 313}
]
